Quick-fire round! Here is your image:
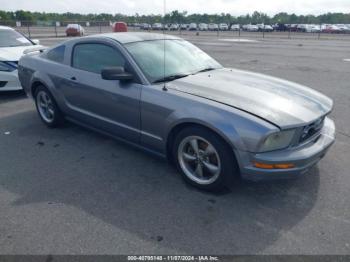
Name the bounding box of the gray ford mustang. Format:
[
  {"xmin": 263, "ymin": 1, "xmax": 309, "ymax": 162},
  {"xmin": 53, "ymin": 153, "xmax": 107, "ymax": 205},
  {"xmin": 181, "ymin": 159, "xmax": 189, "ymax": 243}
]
[{"xmin": 18, "ymin": 33, "xmax": 335, "ymax": 191}]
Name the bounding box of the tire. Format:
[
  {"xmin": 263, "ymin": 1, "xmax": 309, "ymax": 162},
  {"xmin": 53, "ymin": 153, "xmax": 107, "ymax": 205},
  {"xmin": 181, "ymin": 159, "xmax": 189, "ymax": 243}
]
[
  {"xmin": 172, "ymin": 126, "xmax": 239, "ymax": 192},
  {"xmin": 34, "ymin": 85, "xmax": 64, "ymax": 128}
]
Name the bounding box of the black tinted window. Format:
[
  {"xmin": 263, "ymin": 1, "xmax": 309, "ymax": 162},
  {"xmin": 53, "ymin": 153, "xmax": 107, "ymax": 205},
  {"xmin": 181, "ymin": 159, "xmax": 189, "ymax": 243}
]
[
  {"xmin": 72, "ymin": 43, "xmax": 125, "ymax": 74},
  {"xmin": 47, "ymin": 45, "xmax": 65, "ymax": 63}
]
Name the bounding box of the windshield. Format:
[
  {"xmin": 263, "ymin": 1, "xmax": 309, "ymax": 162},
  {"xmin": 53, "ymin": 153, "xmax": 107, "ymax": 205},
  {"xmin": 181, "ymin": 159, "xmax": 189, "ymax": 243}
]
[
  {"xmin": 0, "ymin": 29, "xmax": 32, "ymax": 48},
  {"xmin": 125, "ymin": 39, "xmax": 222, "ymax": 83}
]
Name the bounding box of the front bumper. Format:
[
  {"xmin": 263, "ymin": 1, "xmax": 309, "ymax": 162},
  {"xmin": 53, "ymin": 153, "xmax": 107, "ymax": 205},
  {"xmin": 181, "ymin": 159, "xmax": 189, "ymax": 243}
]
[
  {"xmin": 0, "ymin": 70, "xmax": 22, "ymax": 91},
  {"xmin": 239, "ymin": 117, "xmax": 336, "ymax": 181}
]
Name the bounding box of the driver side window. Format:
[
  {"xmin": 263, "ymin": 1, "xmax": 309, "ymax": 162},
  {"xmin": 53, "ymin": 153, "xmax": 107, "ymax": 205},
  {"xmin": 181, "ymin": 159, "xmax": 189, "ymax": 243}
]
[{"xmin": 72, "ymin": 43, "xmax": 125, "ymax": 74}]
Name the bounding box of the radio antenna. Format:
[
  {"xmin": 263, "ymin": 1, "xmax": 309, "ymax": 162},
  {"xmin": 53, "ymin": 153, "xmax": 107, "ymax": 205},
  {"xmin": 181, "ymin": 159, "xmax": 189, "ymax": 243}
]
[{"xmin": 162, "ymin": 0, "xmax": 168, "ymax": 91}]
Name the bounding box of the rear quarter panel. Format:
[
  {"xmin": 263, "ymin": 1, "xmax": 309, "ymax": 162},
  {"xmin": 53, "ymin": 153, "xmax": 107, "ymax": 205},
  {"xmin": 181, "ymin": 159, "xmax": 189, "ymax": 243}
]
[{"xmin": 18, "ymin": 53, "xmax": 43, "ymax": 96}]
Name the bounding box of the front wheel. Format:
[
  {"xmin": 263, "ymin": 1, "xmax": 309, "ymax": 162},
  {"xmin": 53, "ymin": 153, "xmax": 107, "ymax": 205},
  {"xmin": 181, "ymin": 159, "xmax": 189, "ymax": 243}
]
[{"xmin": 172, "ymin": 127, "xmax": 239, "ymax": 191}]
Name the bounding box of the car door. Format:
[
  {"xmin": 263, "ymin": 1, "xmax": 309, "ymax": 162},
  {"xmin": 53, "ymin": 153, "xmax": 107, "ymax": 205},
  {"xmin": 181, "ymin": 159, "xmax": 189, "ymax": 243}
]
[{"xmin": 60, "ymin": 41, "xmax": 142, "ymax": 143}]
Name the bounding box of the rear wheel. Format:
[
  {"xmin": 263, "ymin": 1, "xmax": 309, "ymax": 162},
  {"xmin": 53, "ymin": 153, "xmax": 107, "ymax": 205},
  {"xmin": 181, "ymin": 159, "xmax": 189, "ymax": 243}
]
[
  {"xmin": 172, "ymin": 126, "xmax": 239, "ymax": 191},
  {"xmin": 34, "ymin": 85, "xmax": 64, "ymax": 128}
]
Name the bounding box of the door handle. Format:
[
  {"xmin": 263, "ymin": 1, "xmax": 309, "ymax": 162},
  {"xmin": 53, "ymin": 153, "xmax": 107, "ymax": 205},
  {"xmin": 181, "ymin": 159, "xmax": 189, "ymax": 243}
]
[{"xmin": 70, "ymin": 76, "xmax": 77, "ymax": 81}]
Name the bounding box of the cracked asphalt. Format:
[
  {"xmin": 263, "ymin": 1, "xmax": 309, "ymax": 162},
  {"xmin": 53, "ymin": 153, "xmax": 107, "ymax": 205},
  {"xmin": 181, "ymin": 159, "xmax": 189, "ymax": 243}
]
[{"xmin": 0, "ymin": 32, "xmax": 349, "ymax": 254}]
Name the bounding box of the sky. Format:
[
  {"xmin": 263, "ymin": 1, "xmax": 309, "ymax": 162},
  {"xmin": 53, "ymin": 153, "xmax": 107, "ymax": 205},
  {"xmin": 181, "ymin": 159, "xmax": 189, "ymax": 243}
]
[{"xmin": 0, "ymin": 0, "xmax": 350, "ymax": 16}]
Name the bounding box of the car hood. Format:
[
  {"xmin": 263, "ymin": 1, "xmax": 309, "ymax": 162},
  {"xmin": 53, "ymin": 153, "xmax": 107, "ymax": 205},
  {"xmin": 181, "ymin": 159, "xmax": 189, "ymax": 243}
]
[
  {"xmin": 167, "ymin": 68, "xmax": 333, "ymax": 128},
  {"xmin": 0, "ymin": 45, "xmax": 39, "ymax": 61}
]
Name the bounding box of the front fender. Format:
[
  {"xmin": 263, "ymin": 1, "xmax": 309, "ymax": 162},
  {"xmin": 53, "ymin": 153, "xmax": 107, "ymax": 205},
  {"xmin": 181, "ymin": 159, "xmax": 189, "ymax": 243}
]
[
  {"xmin": 163, "ymin": 95, "xmax": 278, "ymax": 153},
  {"xmin": 165, "ymin": 113, "xmax": 245, "ymax": 151},
  {"xmin": 141, "ymin": 86, "xmax": 278, "ymax": 156}
]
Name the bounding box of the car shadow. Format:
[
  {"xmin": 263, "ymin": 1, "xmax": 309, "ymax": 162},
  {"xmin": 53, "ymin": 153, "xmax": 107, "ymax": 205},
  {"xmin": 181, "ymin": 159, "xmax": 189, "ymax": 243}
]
[
  {"xmin": 0, "ymin": 90, "xmax": 27, "ymax": 104},
  {"xmin": 0, "ymin": 110, "xmax": 320, "ymax": 254}
]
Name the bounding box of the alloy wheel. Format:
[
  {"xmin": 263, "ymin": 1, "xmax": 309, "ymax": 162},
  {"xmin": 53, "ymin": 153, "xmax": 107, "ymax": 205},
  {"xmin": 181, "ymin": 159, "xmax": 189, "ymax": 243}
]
[
  {"xmin": 36, "ymin": 90, "xmax": 55, "ymax": 123},
  {"xmin": 177, "ymin": 136, "xmax": 221, "ymax": 185}
]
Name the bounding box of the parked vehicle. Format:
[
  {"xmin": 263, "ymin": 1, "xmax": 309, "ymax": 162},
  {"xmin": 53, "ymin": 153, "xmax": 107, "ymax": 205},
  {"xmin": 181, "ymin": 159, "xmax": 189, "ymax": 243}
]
[
  {"xmin": 245, "ymin": 24, "xmax": 259, "ymax": 32},
  {"xmin": 230, "ymin": 24, "xmax": 240, "ymax": 31},
  {"xmin": 257, "ymin": 24, "xmax": 273, "ymax": 32},
  {"xmin": 198, "ymin": 23, "xmax": 208, "ymax": 31},
  {"xmin": 336, "ymin": 24, "xmax": 350, "ymax": 33},
  {"xmin": 219, "ymin": 23, "xmax": 229, "ymax": 31},
  {"xmin": 0, "ymin": 26, "xmax": 41, "ymax": 91},
  {"xmin": 289, "ymin": 24, "xmax": 299, "ymax": 32},
  {"xmin": 112, "ymin": 22, "xmax": 128, "ymax": 32},
  {"xmin": 305, "ymin": 24, "xmax": 321, "ymax": 33},
  {"xmin": 273, "ymin": 23, "xmax": 288, "ymax": 31},
  {"xmin": 169, "ymin": 24, "xmax": 179, "ymax": 31},
  {"xmin": 208, "ymin": 23, "xmax": 219, "ymax": 31},
  {"xmin": 188, "ymin": 23, "xmax": 197, "ymax": 31},
  {"xmin": 152, "ymin": 23, "xmax": 163, "ymax": 30},
  {"xmin": 140, "ymin": 23, "xmax": 151, "ymax": 30},
  {"xmin": 180, "ymin": 24, "xmax": 188, "ymax": 30},
  {"xmin": 321, "ymin": 24, "xmax": 341, "ymax": 33},
  {"xmin": 66, "ymin": 24, "xmax": 85, "ymax": 37},
  {"xmin": 18, "ymin": 33, "xmax": 335, "ymax": 191},
  {"xmin": 346, "ymin": 25, "xmax": 350, "ymax": 32},
  {"xmin": 296, "ymin": 24, "xmax": 306, "ymax": 32}
]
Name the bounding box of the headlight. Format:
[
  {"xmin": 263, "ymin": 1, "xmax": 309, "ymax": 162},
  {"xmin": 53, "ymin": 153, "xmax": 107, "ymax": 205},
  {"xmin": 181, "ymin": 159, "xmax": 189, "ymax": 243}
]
[
  {"xmin": 0, "ymin": 61, "xmax": 17, "ymax": 72},
  {"xmin": 259, "ymin": 129, "xmax": 296, "ymax": 152}
]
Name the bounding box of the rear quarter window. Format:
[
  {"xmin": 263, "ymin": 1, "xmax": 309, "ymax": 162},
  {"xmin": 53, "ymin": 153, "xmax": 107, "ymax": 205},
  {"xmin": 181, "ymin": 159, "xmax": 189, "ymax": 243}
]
[{"xmin": 46, "ymin": 45, "xmax": 65, "ymax": 63}]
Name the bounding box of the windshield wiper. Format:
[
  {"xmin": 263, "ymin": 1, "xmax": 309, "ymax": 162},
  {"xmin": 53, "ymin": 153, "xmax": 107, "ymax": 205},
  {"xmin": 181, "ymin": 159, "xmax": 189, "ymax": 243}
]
[{"xmin": 153, "ymin": 74, "xmax": 189, "ymax": 83}]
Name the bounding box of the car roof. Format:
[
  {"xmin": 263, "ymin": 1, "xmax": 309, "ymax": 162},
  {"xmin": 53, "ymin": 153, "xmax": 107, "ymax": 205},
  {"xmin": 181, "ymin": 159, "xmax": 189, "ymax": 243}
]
[
  {"xmin": 67, "ymin": 24, "xmax": 81, "ymax": 27},
  {"xmin": 89, "ymin": 32, "xmax": 181, "ymax": 44},
  {"xmin": 0, "ymin": 26, "xmax": 14, "ymax": 30}
]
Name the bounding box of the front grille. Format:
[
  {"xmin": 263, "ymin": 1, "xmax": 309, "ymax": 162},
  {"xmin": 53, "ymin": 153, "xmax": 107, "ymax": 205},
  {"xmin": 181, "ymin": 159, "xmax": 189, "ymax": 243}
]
[
  {"xmin": 0, "ymin": 81, "xmax": 7, "ymax": 88},
  {"xmin": 299, "ymin": 117, "xmax": 324, "ymax": 143}
]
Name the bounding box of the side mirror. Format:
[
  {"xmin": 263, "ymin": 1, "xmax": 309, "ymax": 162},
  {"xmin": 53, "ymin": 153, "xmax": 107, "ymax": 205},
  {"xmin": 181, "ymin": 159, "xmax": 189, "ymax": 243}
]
[
  {"xmin": 31, "ymin": 39, "xmax": 40, "ymax": 45},
  {"xmin": 101, "ymin": 67, "xmax": 133, "ymax": 81}
]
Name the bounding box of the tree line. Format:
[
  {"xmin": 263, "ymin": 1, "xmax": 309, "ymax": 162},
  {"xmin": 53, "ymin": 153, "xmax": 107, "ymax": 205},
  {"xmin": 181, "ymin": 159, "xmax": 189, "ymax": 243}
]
[{"xmin": 0, "ymin": 10, "xmax": 350, "ymax": 25}]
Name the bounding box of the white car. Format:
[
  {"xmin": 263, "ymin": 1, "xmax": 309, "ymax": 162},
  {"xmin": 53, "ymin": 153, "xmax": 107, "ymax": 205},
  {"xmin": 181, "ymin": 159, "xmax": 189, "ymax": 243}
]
[
  {"xmin": 169, "ymin": 24, "xmax": 179, "ymax": 31},
  {"xmin": 336, "ymin": 24, "xmax": 350, "ymax": 33},
  {"xmin": 152, "ymin": 23, "xmax": 163, "ymax": 30},
  {"xmin": 246, "ymin": 24, "xmax": 259, "ymax": 32},
  {"xmin": 189, "ymin": 23, "xmax": 197, "ymax": 31},
  {"xmin": 219, "ymin": 23, "xmax": 229, "ymax": 31},
  {"xmin": 0, "ymin": 26, "xmax": 41, "ymax": 91},
  {"xmin": 231, "ymin": 24, "xmax": 240, "ymax": 31},
  {"xmin": 198, "ymin": 23, "xmax": 208, "ymax": 31},
  {"xmin": 305, "ymin": 24, "xmax": 321, "ymax": 33},
  {"xmin": 208, "ymin": 23, "xmax": 219, "ymax": 31}
]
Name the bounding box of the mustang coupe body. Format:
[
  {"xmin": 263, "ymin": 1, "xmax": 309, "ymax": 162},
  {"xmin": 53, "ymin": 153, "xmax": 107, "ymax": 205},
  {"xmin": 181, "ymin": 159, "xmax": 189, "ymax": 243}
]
[{"xmin": 18, "ymin": 33, "xmax": 335, "ymax": 191}]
